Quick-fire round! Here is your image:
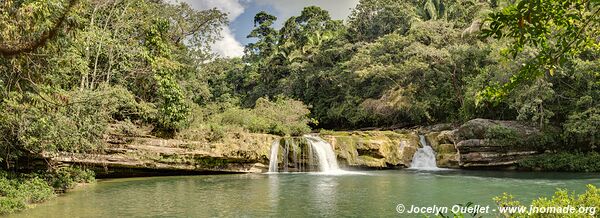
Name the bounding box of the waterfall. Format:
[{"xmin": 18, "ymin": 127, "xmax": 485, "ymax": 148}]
[
  {"xmin": 410, "ymin": 135, "xmax": 439, "ymax": 170},
  {"xmin": 268, "ymin": 140, "xmax": 280, "ymax": 173},
  {"xmin": 267, "ymin": 135, "xmax": 344, "ymax": 173},
  {"xmin": 304, "ymin": 135, "xmax": 341, "ymax": 172}
]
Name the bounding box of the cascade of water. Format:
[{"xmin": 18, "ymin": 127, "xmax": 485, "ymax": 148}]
[
  {"xmin": 307, "ymin": 139, "xmax": 314, "ymax": 172},
  {"xmin": 268, "ymin": 140, "xmax": 280, "ymax": 172},
  {"xmin": 283, "ymin": 138, "xmax": 290, "ymax": 172},
  {"xmin": 294, "ymin": 139, "xmax": 301, "ymax": 172},
  {"xmin": 409, "ymin": 135, "xmax": 439, "ymax": 170},
  {"xmin": 304, "ymin": 135, "xmax": 341, "ymax": 172},
  {"xmin": 267, "ymin": 135, "xmax": 345, "ymax": 173}
]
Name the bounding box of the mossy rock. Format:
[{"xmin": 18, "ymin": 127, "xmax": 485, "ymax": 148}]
[
  {"xmin": 436, "ymin": 144, "xmax": 457, "ymax": 154},
  {"xmin": 425, "ymin": 132, "xmax": 441, "ymax": 150},
  {"xmin": 323, "ymin": 131, "xmax": 420, "ymax": 168},
  {"xmin": 437, "ymin": 130, "xmax": 456, "ymax": 144},
  {"xmin": 436, "ymin": 153, "xmax": 460, "ymax": 168}
]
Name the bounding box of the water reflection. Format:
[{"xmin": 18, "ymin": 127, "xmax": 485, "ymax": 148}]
[
  {"xmin": 312, "ymin": 176, "xmax": 338, "ymax": 216},
  {"xmin": 11, "ymin": 171, "xmax": 600, "ymax": 218},
  {"xmin": 268, "ymin": 174, "xmax": 279, "ymax": 213}
]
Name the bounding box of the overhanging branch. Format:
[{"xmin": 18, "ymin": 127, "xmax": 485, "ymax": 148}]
[{"xmin": 0, "ymin": 0, "xmax": 79, "ymax": 57}]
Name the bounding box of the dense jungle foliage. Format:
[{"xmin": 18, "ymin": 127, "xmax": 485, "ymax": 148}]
[
  {"xmin": 0, "ymin": 0, "xmax": 598, "ymax": 212},
  {"xmin": 0, "ymin": 0, "xmax": 598, "ymax": 165}
]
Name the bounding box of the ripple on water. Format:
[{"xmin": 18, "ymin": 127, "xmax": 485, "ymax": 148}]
[{"xmin": 11, "ymin": 170, "xmax": 600, "ymax": 218}]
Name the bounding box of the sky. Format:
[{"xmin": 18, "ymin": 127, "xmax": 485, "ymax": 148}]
[{"xmin": 176, "ymin": 0, "xmax": 360, "ymax": 58}]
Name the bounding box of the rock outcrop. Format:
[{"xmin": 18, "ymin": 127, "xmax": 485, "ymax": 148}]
[
  {"xmin": 425, "ymin": 130, "xmax": 460, "ymax": 168},
  {"xmin": 322, "ymin": 131, "xmax": 420, "ymax": 169},
  {"xmin": 425, "ymin": 119, "xmax": 549, "ymax": 169},
  {"xmin": 454, "ymin": 119, "xmax": 548, "ymax": 168},
  {"xmin": 49, "ymin": 130, "xmax": 422, "ymax": 176},
  {"xmin": 46, "ymin": 133, "xmax": 277, "ymax": 177},
  {"xmin": 46, "ymin": 119, "xmax": 550, "ymax": 177}
]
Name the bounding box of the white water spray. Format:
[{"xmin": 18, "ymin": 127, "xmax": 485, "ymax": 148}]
[
  {"xmin": 267, "ymin": 135, "xmax": 347, "ymax": 174},
  {"xmin": 410, "ymin": 135, "xmax": 439, "ymax": 170},
  {"xmin": 304, "ymin": 135, "xmax": 341, "ymax": 173},
  {"xmin": 268, "ymin": 140, "xmax": 280, "ymax": 173}
]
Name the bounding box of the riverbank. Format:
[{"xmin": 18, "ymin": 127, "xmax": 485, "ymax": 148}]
[
  {"xmin": 38, "ymin": 118, "xmax": 581, "ymax": 178},
  {"xmin": 0, "ymin": 168, "xmax": 95, "ymax": 215}
]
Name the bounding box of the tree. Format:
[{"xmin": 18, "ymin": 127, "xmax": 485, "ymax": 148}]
[
  {"xmin": 417, "ymin": 0, "xmax": 494, "ymax": 27},
  {"xmin": 348, "ymin": 0, "xmax": 418, "ymax": 42},
  {"xmin": 144, "ymin": 18, "xmax": 190, "ymax": 133},
  {"xmin": 418, "ymin": 0, "xmax": 446, "ymax": 20},
  {"xmin": 243, "ymin": 7, "xmax": 345, "ymax": 106},
  {"xmin": 0, "ymin": 0, "xmax": 79, "ymax": 56},
  {"xmin": 2, "ymin": 0, "xmax": 228, "ymax": 132},
  {"xmin": 479, "ymin": 0, "xmax": 600, "ymax": 103},
  {"xmin": 344, "ymin": 19, "xmax": 486, "ymax": 125},
  {"xmin": 245, "ymin": 11, "xmax": 278, "ymax": 60},
  {"xmin": 278, "ymin": 6, "xmax": 343, "ymax": 62}
]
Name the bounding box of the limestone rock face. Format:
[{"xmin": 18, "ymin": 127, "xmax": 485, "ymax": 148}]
[
  {"xmin": 47, "ymin": 133, "xmax": 277, "ymax": 177},
  {"xmin": 455, "ymin": 139, "xmax": 538, "ymax": 167},
  {"xmin": 453, "ymin": 119, "xmax": 546, "ymax": 168},
  {"xmin": 424, "ymin": 130, "xmax": 459, "ymax": 168},
  {"xmin": 421, "ymin": 119, "xmax": 550, "ymax": 169},
  {"xmin": 49, "ymin": 131, "xmax": 422, "ymax": 176},
  {"xmin": 47, "ymin": 119, "xmax": 549, "ymax": 177},
  {"xmin": 321, "ymin": 131, "xmax": 420, "ymax": 169}
]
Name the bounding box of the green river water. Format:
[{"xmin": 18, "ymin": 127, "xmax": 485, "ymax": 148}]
[{"xmin": 12, "ymin": 170, "xmax": 600, "ymax": 217}]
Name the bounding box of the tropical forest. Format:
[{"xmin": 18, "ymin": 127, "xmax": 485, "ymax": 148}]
[{"xmin": 0, "ymin": 0, "xmax": 599, "ymax": 217}]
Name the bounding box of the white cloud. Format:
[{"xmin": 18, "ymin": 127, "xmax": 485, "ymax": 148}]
[
  {"xmin": 211, "ymin": 28, "xmax": 245, "ymax": 57},
  {"xmin": 255, "ymin": 0, "xmax": 360, "ymax": 21},
  {"xmin": 173, "ymin": 0, "xmax": 361, "ymax": 58},
  {"xmin": 176, "ymin": 0, "xmax": 246, "ymax": 57}
]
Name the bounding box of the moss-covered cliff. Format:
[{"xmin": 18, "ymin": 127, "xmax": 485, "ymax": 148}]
[
  {"xmin": 321, "ymin": 131, "xmax": 419, "ymax": 169},
  {"xmin": 46, "ymin": 119, "xmax": 554, "ymax": 176}
]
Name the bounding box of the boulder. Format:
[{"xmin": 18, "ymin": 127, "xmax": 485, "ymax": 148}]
[
  {"xmin": 453, "ymin": 119, "xmax": 549, "ymax": 168},
  {"xmin": 424, "ymin": 131, "xmax": 459, "ymax": 168},
  {"xmin": 455, "ymin": 118, "xmax": 542, "ymax": 140}
]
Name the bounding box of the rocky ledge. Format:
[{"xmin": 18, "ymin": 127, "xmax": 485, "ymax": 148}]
[
  {"xmin": 322, "ymin": 118, "xmax": 550, "ymax": 169},
  {"xmin": 45, "ymin": 119, "xmax": 550, "ymax": 176},
  {"xmin": 45, "ymin": 133, "xmax": 277, "ymax": 177},
  {"xmin": 47, "ymin": 131, "xmax": 422, "ymax": 176},
  {"xmin": 322, "ymin": 131, "xmax": 420, "ymax": 169},
  {"xmin": 425, "ymin": 119, "xmax": 551, "ymax": 169}
]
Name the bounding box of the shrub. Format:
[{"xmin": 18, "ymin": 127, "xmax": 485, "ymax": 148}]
[
  {"xmin": 99, "ymin": 85, "xmax": 157, "ymax": 123},
  {"xmin": 45, "ymin": 167, "xmax": 95, "ymax": 192},
  {"xmin": 564, "ymin": 106, "xmax": 599, "ymax": 149},
  {"xmin": 0, "ymin": 172, "xmax": 55, "ymax": 215},
  {"xmin": 0, "ymin": 90, "xmax": 106, "ymax": 163},
  {"xmin": 0, "ymin": 85, "xmax": 159, "ymax": 167},
  {"xmin": 495, "ymin": 185, "xmax": 600, "ymax": 218},
  {"xmin": 219, "ymin": 97, "xmax": 314, "ymax": 136},
  {"xmin": 207, "ymin": 124, "xmax": 227, "ymax": 142},
  {"xmin": 518, "ymin": 152, "xmax": 600, "ymax": 172},
  {"xmin": 483, "ymin": 124, "xmax": 559, "ymax": 150},
  {"xmin": 485, "ymin": 125, "xmax": 519, "ymax": 146}
]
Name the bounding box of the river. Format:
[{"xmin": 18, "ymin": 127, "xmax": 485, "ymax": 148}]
[{"xmin": 13, "ymin": 170, "xmax": 600, "ymax": 217}]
